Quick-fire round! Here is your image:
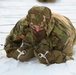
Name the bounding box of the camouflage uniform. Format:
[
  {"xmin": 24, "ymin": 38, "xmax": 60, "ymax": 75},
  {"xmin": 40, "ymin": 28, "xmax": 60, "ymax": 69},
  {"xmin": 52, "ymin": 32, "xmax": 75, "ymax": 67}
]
[{"xmin": 4, "ymin": 6, "xmax": 76, "ymax": 64}]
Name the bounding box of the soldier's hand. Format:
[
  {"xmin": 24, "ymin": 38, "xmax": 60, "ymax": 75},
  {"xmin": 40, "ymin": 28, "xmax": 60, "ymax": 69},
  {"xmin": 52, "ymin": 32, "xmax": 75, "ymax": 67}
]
[
  {"xmin": 13, "ymin": 46, "xmax": 34, "ymax": 62},
  {"xmin": 10, "ymin": 47, "xmax": 26, "ymax": 61},
  {"xmin": 16, "ymin": 47, "xmax": 26, "ymax": 59},
  {"xmin": 34, "ymin": 49, "xmax": 51, "ymax": 65}
]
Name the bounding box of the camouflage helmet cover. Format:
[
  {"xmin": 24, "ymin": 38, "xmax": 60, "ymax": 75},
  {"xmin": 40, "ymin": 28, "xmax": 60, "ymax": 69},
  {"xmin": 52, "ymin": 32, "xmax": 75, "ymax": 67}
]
[
  {"xmin": 27, "ymin": 6, "xmax": 55, "ymax": 36},
  {"xmin": 27, "ymin": 6, "xmax": 52, "ymax": 27},
  {"xmin": 38, "ymin": 0, "xmax": 56, "ymax": 2}
]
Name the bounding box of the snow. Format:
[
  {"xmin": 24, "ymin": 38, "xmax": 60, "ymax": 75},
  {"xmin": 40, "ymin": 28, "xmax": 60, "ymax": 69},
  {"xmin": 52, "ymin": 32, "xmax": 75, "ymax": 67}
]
[
  {"xmin": 0, "ymin": 0, "xmax": 76, "ymax": 75},
  {"xmin": 0, "ymin": 56, "xmax": 76, "ymax": 75}
]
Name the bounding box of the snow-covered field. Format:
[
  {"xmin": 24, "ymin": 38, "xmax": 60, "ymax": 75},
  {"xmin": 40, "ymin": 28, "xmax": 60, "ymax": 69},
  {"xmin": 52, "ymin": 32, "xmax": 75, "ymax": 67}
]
[{"xmin": 0, "ymin": 0, "xmax": 76, "ymax": 75}]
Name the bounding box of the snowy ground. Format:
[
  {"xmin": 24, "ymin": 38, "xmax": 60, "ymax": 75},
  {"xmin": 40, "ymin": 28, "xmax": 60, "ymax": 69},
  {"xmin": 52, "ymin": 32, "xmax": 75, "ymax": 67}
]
[{"xmin": 0, "ymin": 0, "xmax": 76, "ymax": 75}]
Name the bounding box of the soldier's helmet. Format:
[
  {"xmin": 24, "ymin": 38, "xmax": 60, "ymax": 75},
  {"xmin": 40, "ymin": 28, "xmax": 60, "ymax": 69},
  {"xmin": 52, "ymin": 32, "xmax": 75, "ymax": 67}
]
[
  {"xmin": 37, "ymin": 0, "xmax": 56, "ymax": 2},
  {"xmin": 27, "ymin": 6, "xmax": 52, "ymax": 28}
]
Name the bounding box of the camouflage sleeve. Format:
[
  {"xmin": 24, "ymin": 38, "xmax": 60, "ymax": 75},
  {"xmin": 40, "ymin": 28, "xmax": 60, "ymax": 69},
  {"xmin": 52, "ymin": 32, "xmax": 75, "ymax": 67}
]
[
  {"xmin": 63, "ymin": 16, "xmax": 76, "ymax": 44},
  {"xmin": 63, "ymin": 16, "xmax": 75, "ymax": 29},
  {"xmin": 4, "ymin": 17, "xmax": 28, "ymax": 54}
]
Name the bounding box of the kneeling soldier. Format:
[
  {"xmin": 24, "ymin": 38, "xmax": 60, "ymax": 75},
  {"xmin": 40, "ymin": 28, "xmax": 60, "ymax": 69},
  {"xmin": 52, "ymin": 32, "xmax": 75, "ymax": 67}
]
[{"xmin": 4, "ymin": 6, "xmax": 76, "ymax": 65}]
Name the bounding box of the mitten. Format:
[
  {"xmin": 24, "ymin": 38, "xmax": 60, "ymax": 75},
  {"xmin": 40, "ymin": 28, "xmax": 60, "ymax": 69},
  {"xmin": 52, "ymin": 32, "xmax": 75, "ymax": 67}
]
[{"xmin": 34, "ymin": 49, "xmax": 52, "ymax": 65}]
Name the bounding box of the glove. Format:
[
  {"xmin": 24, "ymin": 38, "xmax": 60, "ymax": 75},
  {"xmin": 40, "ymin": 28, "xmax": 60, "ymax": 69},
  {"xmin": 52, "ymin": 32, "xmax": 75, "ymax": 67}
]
[
  {"xmin": 13, "ymin": 46, "xmax": 34, "ymax": 62},
  {"xmin": 16, "ymin": 47, "xmax": 26, "ymax": 60},
  {"xmin": 34, "ymin": 49, "xmax": 52, "ymax": 65}
]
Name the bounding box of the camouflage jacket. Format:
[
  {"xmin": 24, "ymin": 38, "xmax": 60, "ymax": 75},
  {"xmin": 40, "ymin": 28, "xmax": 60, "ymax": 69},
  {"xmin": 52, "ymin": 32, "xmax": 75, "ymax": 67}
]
[{"xmin": 4, "ymin": 6, "xmax": 76, "ymax": 60}]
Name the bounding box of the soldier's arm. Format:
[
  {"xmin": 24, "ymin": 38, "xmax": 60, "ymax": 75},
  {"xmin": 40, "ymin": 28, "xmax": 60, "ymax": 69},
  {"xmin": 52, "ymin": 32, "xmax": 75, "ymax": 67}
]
[
  {"xmin": 34, "ymin": 38, "xmax": 66, "ymax": 64},
  {"xmin": 4, "ymin": 17, "xmax": 28, "ymax": 57},
  {"xmin": 14, "ymin": 32, "xmax": 35, "ymax": 61}
]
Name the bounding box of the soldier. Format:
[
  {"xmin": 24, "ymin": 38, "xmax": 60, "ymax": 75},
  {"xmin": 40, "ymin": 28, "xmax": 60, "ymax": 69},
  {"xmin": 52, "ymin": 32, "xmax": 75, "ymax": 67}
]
[{"xmin": 4, "ymin": 6, "xmax": 76, "ymax": 65}]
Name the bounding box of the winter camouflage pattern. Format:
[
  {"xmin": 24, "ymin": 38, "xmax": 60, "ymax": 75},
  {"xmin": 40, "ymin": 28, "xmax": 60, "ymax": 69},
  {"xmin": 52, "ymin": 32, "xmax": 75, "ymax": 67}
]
[{"xmin": 4, "ymin": 6, "xmax": 76, "ymax": 65}]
